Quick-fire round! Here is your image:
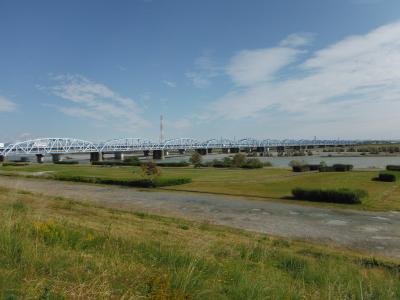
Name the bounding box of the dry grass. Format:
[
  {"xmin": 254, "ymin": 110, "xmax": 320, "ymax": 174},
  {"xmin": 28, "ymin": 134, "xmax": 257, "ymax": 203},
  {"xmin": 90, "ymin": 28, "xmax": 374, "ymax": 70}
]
[
  {"xmin": 0, "ymin": 186, "xmax": 399, "ymax": 299},
  {"xmin": 2, "ymin": 164, "xmax": 400, "ymax": 210}
]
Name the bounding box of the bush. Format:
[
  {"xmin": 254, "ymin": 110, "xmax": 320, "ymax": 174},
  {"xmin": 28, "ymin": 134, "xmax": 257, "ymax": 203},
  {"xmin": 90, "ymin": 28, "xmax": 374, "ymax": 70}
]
[
  {"xmin": 209, "ymin": 157, "xmax": 232, "ymax": 168},
  {"xmin": 2, "ymin": 162, "xmax": 30, "ymax": 167},
  {"xmin": 308, "ymin": 164, "xmax": 320, "ymax": 171},
  {"xmin": 332, "ymin": 164, "xmax": 353, "ymax": 172},
  {"xmin": 289, "ymin": 160, "xmax": 304, "ymax": 167},
  {"xmin": 211, "ymin": 159, "xmax": 227, "ymax": 168},
  {"xmin": 386, "ymin": 165, "xmax": 400, "ymax": 171},
  {"xmin": 92, "ymin": 161, "xmax": 139, "ymax": 166},
  {"xmin": 319, "ymin": 164, "xmax": 353, "ymax": 172},
  {"xmin": 54, "ymin": 160, "xmax": 79, "ymax": 165},
  {"xmin": 263, "ymin": 161, "xmax": 273, "ymax": 167},
  {"xmin": 377, "ymin": 173, "xmax": 396, "ymax": 182},
  {"xmin": 156, "ymin": 161, "xmax": 190, "ymax": 167},
  {"xmin": 232, "ymin": 153, "xmax": 246, "ymax": 168},
  {"xmin": 319, "ymin": 166, "xmax": 336, "ymax": 172},
  {"xmin": 291, "ymin": 187, "xmax": 367, "ymax": 204},
  {"xmin": 241, "ymin": 158, "xmax": 263, "ymax": 169},
  {"xmin": 53, "ymin": 175, "xmax": 191, "ymax": 187},
  {"xmin": 292, "ymin": 165, "xmax": 310, "ymax": 172},
  {"xmin": 123, "ymin": 156, "xmax": 141, "ymax": 166}
]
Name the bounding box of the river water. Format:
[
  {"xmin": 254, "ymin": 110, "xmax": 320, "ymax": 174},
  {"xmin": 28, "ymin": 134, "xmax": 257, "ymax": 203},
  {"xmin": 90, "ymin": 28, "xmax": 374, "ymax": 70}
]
[
  {"xmin": 7, "ymin": 153, "xmax": 400, "ymax": 169},
  {"xmin": 165, "ymin": 153, "xmax": 400, "ymax": 169}
]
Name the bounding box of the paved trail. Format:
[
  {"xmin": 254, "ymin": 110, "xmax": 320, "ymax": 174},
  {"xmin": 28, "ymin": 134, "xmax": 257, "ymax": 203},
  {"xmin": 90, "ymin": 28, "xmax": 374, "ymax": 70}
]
[{"xmin": 1, "ymin": 176, "xmax": 400, "ymax": 259}]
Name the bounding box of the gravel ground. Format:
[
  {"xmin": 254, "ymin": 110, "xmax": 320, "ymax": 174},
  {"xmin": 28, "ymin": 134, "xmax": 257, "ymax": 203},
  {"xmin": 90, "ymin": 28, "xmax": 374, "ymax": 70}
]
[{"xmin": 1, "ymin": 176, "xmax": 399, "ymax": 259}]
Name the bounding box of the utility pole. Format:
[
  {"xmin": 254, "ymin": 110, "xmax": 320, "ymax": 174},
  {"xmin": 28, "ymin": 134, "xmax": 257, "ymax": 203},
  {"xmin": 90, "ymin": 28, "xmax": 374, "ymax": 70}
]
[{"xmin": 160, "ymin": 115, "xmax": 164, "ymax": 143}]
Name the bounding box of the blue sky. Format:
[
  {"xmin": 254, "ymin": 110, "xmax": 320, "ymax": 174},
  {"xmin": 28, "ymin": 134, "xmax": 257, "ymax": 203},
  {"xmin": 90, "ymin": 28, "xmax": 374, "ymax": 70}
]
[{"xmin": 1, "ymin": 0, "xmax": 400, "ymax": 142}]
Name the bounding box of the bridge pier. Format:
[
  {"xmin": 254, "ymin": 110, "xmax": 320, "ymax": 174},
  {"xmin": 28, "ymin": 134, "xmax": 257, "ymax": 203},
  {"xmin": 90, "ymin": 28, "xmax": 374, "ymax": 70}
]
[
  {"xmin": 114, "ymin": 152, "xmax": 124, "ymax": 161},
  {"xmin": 0, "ymin": 155, "xmax": 4, "ymax": 163},
  {"xmin": 256, "ymin": 147, "xmax": 265, "ymax": 153},
  {"xmin": 196, "ymin": 148, "xmax": 207, "ymax": 155},
  {"xmin": 178, "ymin": 149, "xmax": 185, "ymax": 155},
  {"xmin": 229, "ymin": 147, "xmax": 240, "ymax": 153},
  {"xmin": 90, "ymin": 152, "xmax": 103, "ymax": 162},
  {"xmin": 36, "ymin": 154, "xmax": 44, "ymax": 164},
  {"xmin": 153, "ymin": 150, "xmax": 165, "ymax": 160},
  {"xmin": 51, "ymin": 154, "xmax": 62, "ymax": 163},
  {"xmin": 143, "ymin": 150, "xmax": 150, "ymax": 157},
  {"xmin": 207, "ymin": 148, "xmax": 212, "ymax": 154}
]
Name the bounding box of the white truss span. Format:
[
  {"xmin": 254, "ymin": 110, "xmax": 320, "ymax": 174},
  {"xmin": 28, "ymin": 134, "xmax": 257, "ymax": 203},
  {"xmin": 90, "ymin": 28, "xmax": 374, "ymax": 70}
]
[
  {"xmin": 0, "ymin": 137, "xmax": 358, "ymax": 157},
  {"xmin": 1, "ymin": 138, "xmax": 99, "ymax": 156},
  {"xmin": 99, "ymin": 138, "xmax": 154, "ymax": 152}
]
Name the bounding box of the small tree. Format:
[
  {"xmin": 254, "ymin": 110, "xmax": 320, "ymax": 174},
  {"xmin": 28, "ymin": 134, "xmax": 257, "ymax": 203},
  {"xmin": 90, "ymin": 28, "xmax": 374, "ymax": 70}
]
[
  {"xmin": 232, "ymin": 153, "xmax": 246, "ymax": 167},
  {"xmin": 190, "ymin": 152, "xmax": 202, "ymax": 168},
  {"xmin": 140, "ymin": 161, "xmax": 160, "ymax": 181}
]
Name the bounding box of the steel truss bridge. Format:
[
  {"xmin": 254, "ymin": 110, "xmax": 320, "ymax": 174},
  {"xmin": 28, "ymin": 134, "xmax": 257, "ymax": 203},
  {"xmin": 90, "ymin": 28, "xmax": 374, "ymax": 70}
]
[{"xmin": 0, "ymin": 137, "xmax": 360, "ymax": 157}]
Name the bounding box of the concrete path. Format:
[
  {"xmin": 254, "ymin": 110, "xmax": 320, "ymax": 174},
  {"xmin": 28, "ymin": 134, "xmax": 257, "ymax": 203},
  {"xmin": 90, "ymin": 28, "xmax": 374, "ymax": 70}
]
[{"xmin": 1, "ymin": 176, "xmax": 399, "ymax": 259}]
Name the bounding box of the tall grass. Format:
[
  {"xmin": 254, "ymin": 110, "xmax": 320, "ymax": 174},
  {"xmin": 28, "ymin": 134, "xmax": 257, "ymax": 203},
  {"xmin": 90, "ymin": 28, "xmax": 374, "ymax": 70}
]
[{"xmin": 0, "ymin": 188, "xmax": 399, "ymax": 299}]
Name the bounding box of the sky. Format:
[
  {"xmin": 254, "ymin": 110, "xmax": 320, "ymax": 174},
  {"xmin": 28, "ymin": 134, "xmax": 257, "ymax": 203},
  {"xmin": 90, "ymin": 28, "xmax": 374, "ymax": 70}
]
[{"xmin": 1, "ymin": 0, "xmax": 400, "ymax": 142}]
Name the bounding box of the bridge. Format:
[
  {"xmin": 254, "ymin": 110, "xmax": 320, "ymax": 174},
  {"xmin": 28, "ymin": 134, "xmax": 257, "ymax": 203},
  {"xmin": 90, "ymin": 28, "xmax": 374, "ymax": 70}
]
[{"xmin": 0, "ymin": 137, "xmax": 361, "ymax": 163}]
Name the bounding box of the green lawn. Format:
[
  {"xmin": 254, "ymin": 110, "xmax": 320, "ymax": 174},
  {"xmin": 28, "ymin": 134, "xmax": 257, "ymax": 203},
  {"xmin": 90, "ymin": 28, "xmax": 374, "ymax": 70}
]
[
  {"xmin": 1, "ymin": 164, "xmax": 400, "ymax": 211},
  {"xmin": 0, "ymin": 187, "xmax": 399, "ymax": 299}
]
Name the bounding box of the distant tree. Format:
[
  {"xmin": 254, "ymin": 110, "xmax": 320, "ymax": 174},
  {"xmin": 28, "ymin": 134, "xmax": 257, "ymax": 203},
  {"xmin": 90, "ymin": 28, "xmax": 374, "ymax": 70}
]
[
  {"xmin": 140, "ymin": 161, "xmax": 161, "ymax": 180},
  {"xmin": 232, "ymin": 153, "xmax": 246, "ymax": 167},
  {"xmin": 190, "ymin": 152, "xmax": 202, "ymax": 168}
]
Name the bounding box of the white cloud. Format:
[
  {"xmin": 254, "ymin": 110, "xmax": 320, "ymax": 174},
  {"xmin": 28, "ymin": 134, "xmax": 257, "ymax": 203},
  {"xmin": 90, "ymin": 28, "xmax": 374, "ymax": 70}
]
[
  {"xmin": 41, "ymin": 74, "xmax": 149, "ymax": 130},
  {"xmin": 207, "ymin": 21, "xmax": 400, "ymax": 138},
  {"xmin": 0, "ymin": 96, "xmax": 16, "ymax": 112},
  {"xmin": 163, "ymin": 80, "xmax": 176, "ymax": 88},
  {"xmin": 280, "ymin": 32, "xmax": 315, "ymax": 48},
  {"xmin": 185, "ymin": 53, "xmax": 220, "ymax": 88},
  {"xmin": 226, "ymin": 47, "xmax": 301, "ymax": 86},
  {"xmin": 172, "ymin": 118, "xmax": 192, "ymax": 130}
]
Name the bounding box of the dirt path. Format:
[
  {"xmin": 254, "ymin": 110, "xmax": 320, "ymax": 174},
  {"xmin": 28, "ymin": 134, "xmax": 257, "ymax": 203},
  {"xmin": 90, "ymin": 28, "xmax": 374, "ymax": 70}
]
[{"xmin": 1, "ymin": 176, "xmax": 400, "ymax": 259}]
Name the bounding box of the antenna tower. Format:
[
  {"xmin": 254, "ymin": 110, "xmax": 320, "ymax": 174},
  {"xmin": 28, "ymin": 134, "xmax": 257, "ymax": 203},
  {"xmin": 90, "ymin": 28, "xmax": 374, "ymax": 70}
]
[{"xmin": 160, "ymin": 115, "xmax": 164, "ymax": 143}]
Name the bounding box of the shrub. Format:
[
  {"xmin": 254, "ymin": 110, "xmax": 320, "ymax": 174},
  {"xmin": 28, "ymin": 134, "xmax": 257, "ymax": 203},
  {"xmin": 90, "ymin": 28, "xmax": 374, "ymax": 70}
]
[
  {"xmin": 211, "ymin": 159, "xmax": 226, "ymax": 168},
  {"xmin": 319, "ymin": 164, "xmax": 353, "ymax": 172},
  {"xmin": 291, "ymin": 187, "xmax": 367, "ymax": 204},
  {"xmin": 2, "ymin": 162, "xmax": 30, "ymax": 167},
  {"xmin": 53, "ymin": 174, "xmax": 191, "ymax": 187},
  {"xmin": 232, "ymin": 153, "xmax": 246, "ymax": 167},
  {"xmin": 263, "ymin": 161, "xmax": 273, "ymax": 167},
  {"xmin": 92, "ymin": 161, "xmax": 138, "ymax": 166},
  {"xmin": 123, "ymin": 156, "xmax": 141, "ymax": 166},
  {"xmin": 319, "ymin": 166, "xmax": 335, "ymax": 172},
  {"xmin": 242, "ymin": 158, "xmax": 263, "ymax": 169},
  {"xmin": 292, "ymin": 165, "xmax": 310, "ymax": 172},
  {"xmin": 377, "ymin": 173, "xmax": 396, "ymax": 182},
  {"xmin": 289, "ymin": 160, "xmax": 304, "ymax": 167},
  {"xmin": 386, "ymin": 165, "xmax": 400, "ymax": 171},
  {"xmin": 156, "ymin": 161, "xmax": 190, "ymax": 167},
  {"xmin": 54, "ymin": 160, "xmax": 79, "ymax": 165},
  {"xmin": 209, "ymin": 157, "xmax": 232, "ymax": 168},
  {"xmin": 332, "ymin": 164, "xmax": 353, "ymax": 172},
  {"xmin": 308, "ymin": 164, "xmax": 320, "ymax": 171}
]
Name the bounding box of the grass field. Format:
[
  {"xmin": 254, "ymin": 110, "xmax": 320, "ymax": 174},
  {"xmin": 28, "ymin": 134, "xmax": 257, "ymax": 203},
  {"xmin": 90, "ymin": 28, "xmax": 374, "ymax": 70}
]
[
  {"xmin": 1, "ymin": 164, "xmax": 400, "ymax": 211},
  {"xmin": 0, "ymin": 187, "xmax": 399, "ymax": 299}
]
